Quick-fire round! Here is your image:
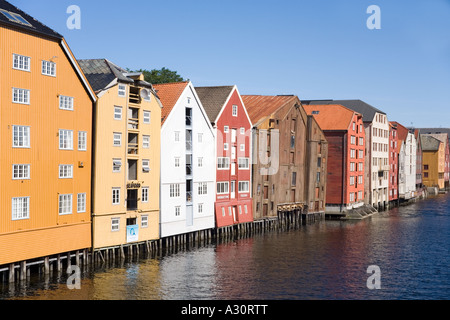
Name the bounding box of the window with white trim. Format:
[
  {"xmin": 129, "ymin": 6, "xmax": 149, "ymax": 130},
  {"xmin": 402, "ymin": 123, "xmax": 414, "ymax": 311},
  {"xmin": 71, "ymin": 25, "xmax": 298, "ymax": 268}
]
[
  {"xmin": 175, "ymin": 206, "xmax": 181, "ymax": 216},
  {"xmin": 198, "ymin": 182, "xmax": 207, "ymax": 195},
  {"xmin": 224, "ymin": 143, "xmax": 229, "ymax": 151},
  {"xmin": 12, "ymin": 164, "xmax": 30, "ymax": 180},
  {"xmin": 58, "ymin": 194, "xmax": 72, "ymax": 215},
  {"xmin": 142, "ymin": 159, "xmax": 150, "ymax": 172},
  {"xmin": 240, "ymin": 127, "xmax": 245, "ymax": 135},
  {"xmin": 111, "ymin": 218, "xmax": 120, "ymax": 231},
  {"xmin": 240, "ymin": 144, "xmax": 245, "ymax": 151},
  {"xmin": 232, "ymin": 105, "xmax": 238, "ymax": 117},
  {"xmin": 12, "ymin": 125, "xmax": 30, "ymax": 148},
  {"xmin": 42, "ymin": 60, "xmax": 56, "ymax": 76},
  {"xmin": 224, "ymin": 126, "xmax": 229, "ymax": 133},
  {"xmin": 114, "ymin": 106, "xmax": 122, "ymax": 120},
  {"xmin": 238, "ymin": 181, "xmax": 249, "ymax": 193},
  {"xmin": 174, "ymin": 131, "xmax": 180, "ymax": 142},
  {"xmin": 198, "ymin": 203, "xmax": 203, "ymax": 214},
  {"xmin": 175, "ymin": 157, "xmax": 180, "ymax": 167},
  {"xmin": 143, "ymin": 110, "xmax": 151, "ymax": 124},
  {"xmin": 113, "ymin": 132, "xmax": 122, "ymax": 146},
  {"xmin": 59, "ymin": 129, "xmax": 73, "ymax": 150},
  {"xmin": 142, "ymin": 187, "xmax": 149, "ymax": 203},
  {"xmin": 78, "ymin": 131, "xmax": 87, "ymax": 151},
  {"xmin": 59, "ymin": 165, "xmax": 73, "ymax": 179},
  {"xmin": 217, "ymin": 182, "xmax": 229, "ymax": 194},
  {"xmin": 217, "ymin": 157, "xmax": 229, "ymax": 169},
  {"xmin": 12, "ymin": 88, "xmax": 30, "ymax": 104},
  {"xmin": 142, "ymin": 135, "xmax": 150, "ymax": 149},
  {"xmin": 170, "ymin": 184, "xmax": 180, "ymax": 197},
  {"xmin": 118, "ymin": 84, "xmax": 126, "ymax": 97},
  {"xmin": 113, "ymin": 159, "xmax": 122, "ymax": 172},
  {"xmin": 238, "ymin": 158, "xmax": 249, "ymax": 169},
  {"xmin": 112, "ymin": 188, "xmax": 120, "ymax": 205},
  {"xmin": 77, "ymin": 193, "xmax": 86, "ymax": 213},
  {"xmin": 141, "ymin": 215, "xmax": 148, "ymax": 228},
  {"xmin": 12, "ymin": 197, "xmax": 29, "ymax": 220},
  {"xmin": 59, "ymin": 95, "xmax": 73, "ymax": 110},
  {"xmin": 198, "ymin": 157, "xmax": 203, "ymax": 167},
  {"xmin": 13, "ymin": 54, "xmax": 30, "ymax": 71}
]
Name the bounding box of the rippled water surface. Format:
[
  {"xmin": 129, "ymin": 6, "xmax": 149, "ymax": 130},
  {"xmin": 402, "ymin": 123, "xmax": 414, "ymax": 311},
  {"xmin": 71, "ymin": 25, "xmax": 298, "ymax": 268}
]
[{"xmin": 3, "ymin": 194, "xmax": 450, "ymax": 300}]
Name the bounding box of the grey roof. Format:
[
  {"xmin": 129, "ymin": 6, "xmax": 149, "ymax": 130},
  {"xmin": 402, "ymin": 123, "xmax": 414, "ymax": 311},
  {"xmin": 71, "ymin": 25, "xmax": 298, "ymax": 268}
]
[
  {"xmin": 417, "ymin": 128, "xmax": 450, "ymax": 143},
  {"xmin": 0, "ymin": 0, "xmax": 62, "ymax": 39},
  {"xmin": 303, "ymin": 99, "xmax": 386, "ymax": 123},
  {"xmin": 195, "ymin": 86, "xmax": 235, "ymax": 124},
  {"xmin": 78, "ymin": 59, "xmax": 133, "ymax": 92},
  {"xmin": 420, "ymin": 134, "xmax": 442, "ymax": 151}
]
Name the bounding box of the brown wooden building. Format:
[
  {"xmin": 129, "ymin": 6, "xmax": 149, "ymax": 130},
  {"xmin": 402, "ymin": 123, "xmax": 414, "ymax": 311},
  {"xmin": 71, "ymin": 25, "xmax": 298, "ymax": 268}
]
[{"xmin": 241, "ymin": 95, "xmax": 328, "ymax": 224}]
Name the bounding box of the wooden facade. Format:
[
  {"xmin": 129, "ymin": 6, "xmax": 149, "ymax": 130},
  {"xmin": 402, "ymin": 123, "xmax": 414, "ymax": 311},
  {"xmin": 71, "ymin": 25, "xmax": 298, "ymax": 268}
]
[{"xmin": 389, "ymin": 122, "xmax": 399, "ymax": 202}]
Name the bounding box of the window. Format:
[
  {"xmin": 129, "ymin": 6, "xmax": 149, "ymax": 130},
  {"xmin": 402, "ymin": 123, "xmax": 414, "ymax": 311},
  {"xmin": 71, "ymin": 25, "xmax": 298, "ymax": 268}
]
[
  {"xmin": 141, "ymin": 215, "xmax": 148, "ymax": 228},
  {"xmin": 292, "ymin": 172, "xmax": 297, "ymax": 186},
  {"xmin": 113, "ymin": 132, "xmax": 122, "ymax": 146},
  {"xmin": 142, "ymin": 187, "xmax": 149, "ymax": 203},
  {"xmin": 217, "ymin": 157, "xmax": 230, "ymax": 169},
  {"xmin": 111, "ymin": 218, "xmax": 120, "ymax": 231},
  {"xmin": 59, "ymin": 129, "xmax": 73, "ymax": 150},
  {"xmin": 118, "ymin": 84, "xmax": 126, "ymax": 97},
  {"xmin": 12, "ymin": 197, "xmax": 30, "ymax": 220},
  {"xmin": 350, "ymin": 176, "xmax": 355, "ymax": 185},
  {"xmin": 316, "ymin": 172, "xmax": 321, "ymax": 182},
  {"xmin": 198, "ymin": 182, "xmax": 208, "ymax": 195},
  {"xmin": 424, "ymin": 165, "xmax": 429, "ymax": 170},
  {"xmin": 349, "ymin": 192, "xmax": 355, "ymax": 202},
  {"xmin": 112, "ymin": 188, "xmax": 120, "ymax": 205},
  {"xmin": 143, "ymin": 110, "xmax": 151, "ymax": 124},
  {"xmin": 142, "ymin": 159, "xmax": 150, "ymax": 172},
  {"xmin": 42, "ymin": 60, "xmax": 56, "ymax": 76},
  {"xmin": 114, "ymin": 106, "xmax": 122, "ymax": 120},
  {"xmin": 198, "ymin": 133, "xmax": 203, "ymax": 143},
  {"xmin": 221, "ymin": 207, "xmax": 226, "ymax": 217},
  {"xmin": 59, "ymin": 165, "xmax": 73, "ymax": 178},
  {"xmin": 232, "ymin": 105, "xmax": 238, "ymax": 117},
  {"xmin": 358, "ymin": 150, "xmax": 363, "ymax": 159},
  {"xmin": 175, "ymin": 157, "xmax": 180, "ymax": 167},
  {"xmin": 359, "ymin": 137, "xmax": 364, "ymax": 146},
  {"xmin": 13, "ymin": 54, "xmax": 30, "ymax": 71},
  {"xmin": 238, "ymin": 181, "xmax": 249, "ymax": 193},
  {"xmin": 358, "ymin": 175, "xmax": 363, "ymax": 184},
  {"xmin": 217, "ymin": 182, "xmax": 229, "ymax": 194},
  {"xmin": 13, "ymin": 125, "xmax": 30, "ymax": 148},
  {"xmin": 240, "ymin": 144, "xmax": 245, "ymax": 151},
  {"xmin": 350, "ymin": 149, "xmax": 355, "ymax": 159},
  {"xmin": 58, "ymin": 194, "xmax": 72, "ymax": 215},
  {"xmin": 240, "ymin": 127, "xmax": 245, "ymax": 135},
  {"xmin": 350, "ymin": 162, "xmax": 355, "ymax": 172},
  {"xmin": 224, "ymin": 143, "xmax": 229, "ymax": 151},
  {"xmin": 350, "ymin": 136, "xmax": 356, "ymax": 145},
  {"xmin": 12, "ymin": 88, "xmax": 30, "ymax": 104},
  {"xmin": 170, "ymin": 184, "xmax": 180, "ymax": 197},
  {"xmin": 224, "ymin": 126, "xmax": 229, "ymax": 133},
  {"xmin": 0, "ymin": 9, "xmax": 32, "ymax": 26},
  {"xmin": 174, "ymin": 131, "xmax": 180, "ymax": 142},
  {"xmin": 13, "ymin": 164, "xmax": 30, "ymax": 180},
  {"xmin": 113, "ymin": 159, "xmax": 122, "ymax": 172},
  {"xmin": 358, "ymin": 191, "xmax": 363, "ymax": 200},
  {"xmin": 198, "ymin": 203, "xmax": 203, "ymax": 214},
  {"xmin": 77, "ymin": 193, "xmax": 86, "ymax": 213},
  {"xmin": 353, "ymin": 122, "xmax": 356, "ymax": 131},
  {"xmin": 238, "ymin": 158, "xmax": 249, "ymax": 169},
  {"xmin": 78, "ymin": 131, "xmax": 87, "ymax": 151},
  {"xmin": 198, "ymin": 157, "xmax": 203, "ymax": 167},
  {"xmin": 143, "ymin": 135, "xmax": 150, "ymax": 149},
  {"xmin": 174, "ymin": 206, "xmax": 181, "ymax": 216}
]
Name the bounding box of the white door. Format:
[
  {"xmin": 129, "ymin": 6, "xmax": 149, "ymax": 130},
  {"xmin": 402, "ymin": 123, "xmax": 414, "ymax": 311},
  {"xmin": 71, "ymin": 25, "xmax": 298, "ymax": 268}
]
[
  {"xmin": 231, "ymin": 129, "xmax": 237, "ymax": 143},
  {"xmin": 231, "ymin": 181, "xmax": 236, "ymax": 199},
  {"xmin": 231, "ymin": 162, "xmax": 236, "ymax": 175},
  {"xmin": 231, "ymin": 146, "xmax": 236, "ymax": 160}
]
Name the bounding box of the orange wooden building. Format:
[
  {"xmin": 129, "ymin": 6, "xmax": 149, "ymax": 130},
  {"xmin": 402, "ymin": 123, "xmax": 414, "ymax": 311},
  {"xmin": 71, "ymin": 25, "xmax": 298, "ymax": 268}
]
[{"xmin": 0, "ymin": 1, "xmax": 96, "ymax": 268}]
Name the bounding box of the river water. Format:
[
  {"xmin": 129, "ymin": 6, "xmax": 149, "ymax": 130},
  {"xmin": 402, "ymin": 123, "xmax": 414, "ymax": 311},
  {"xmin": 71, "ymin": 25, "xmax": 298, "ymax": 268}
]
[{"xmin": 2, "ymin": 194, "xmax": 450, "ymax": 300}]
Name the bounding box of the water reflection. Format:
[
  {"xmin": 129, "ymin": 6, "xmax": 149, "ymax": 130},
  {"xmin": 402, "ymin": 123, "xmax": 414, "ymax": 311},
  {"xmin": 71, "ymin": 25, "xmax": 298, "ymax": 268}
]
[{"xmin": 2, "ymin": 194, "xmax": 450, "ymax": 300}]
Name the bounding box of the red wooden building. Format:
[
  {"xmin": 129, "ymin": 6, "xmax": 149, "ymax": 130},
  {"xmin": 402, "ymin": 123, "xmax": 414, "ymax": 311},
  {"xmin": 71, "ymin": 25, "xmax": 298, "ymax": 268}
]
[
  {"xmin": 304, "ymin": 104, "xmax": 367, "ymax": 218},
  {"xmin": 195, "ymin": 86, "xmax": 253, "ymax": 227},
  {"xmin": 389, "ymin": 122, "xmax": 399, "ymax": 203}
]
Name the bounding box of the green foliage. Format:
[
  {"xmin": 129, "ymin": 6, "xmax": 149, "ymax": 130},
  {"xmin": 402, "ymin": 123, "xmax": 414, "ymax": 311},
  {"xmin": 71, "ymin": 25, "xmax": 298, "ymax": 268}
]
[{"xmin": 132, "ymin": 67, "xmax": 185, "ymax": 84}]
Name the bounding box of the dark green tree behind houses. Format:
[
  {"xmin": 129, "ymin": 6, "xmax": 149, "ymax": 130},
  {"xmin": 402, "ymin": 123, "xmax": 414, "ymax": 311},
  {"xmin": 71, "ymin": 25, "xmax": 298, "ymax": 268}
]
[{"xmin": 131, "ymin": 67, "xmax": 185, "ymax": 84}]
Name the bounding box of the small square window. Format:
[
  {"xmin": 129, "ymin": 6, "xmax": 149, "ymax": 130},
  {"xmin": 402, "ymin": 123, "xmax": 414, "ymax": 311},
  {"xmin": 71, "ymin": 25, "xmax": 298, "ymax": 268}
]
[{"xmin": 118, "ymin": 84, "xmax": 126, "ymax": 97}]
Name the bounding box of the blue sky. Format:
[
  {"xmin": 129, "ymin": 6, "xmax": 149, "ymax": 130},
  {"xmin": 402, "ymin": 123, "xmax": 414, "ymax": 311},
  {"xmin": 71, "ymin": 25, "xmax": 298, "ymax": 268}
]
[{"xmin": 11, "ymin": 0, "xmax": 450, "ymax": 128}]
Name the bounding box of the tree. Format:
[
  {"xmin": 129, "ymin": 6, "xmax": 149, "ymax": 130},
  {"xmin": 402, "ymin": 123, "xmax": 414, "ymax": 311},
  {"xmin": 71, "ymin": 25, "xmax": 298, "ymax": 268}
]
[{"xmin": 131, "ymin": 67, "xmax": 185, "ymax": 84}]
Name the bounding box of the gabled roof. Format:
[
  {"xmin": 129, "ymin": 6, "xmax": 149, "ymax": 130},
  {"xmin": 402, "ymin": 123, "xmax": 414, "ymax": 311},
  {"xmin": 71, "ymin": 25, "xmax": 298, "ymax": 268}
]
[
  {"xmin": 303, "ymin": 104, "xmax": 360, "ymax": 131},
  {"xmin": 0, "ymin": 0, "xmax": 62, "ymax": 39},
  {"xmin": 421, "ymin": 134, "xmax": 442, "ymax": 152},
  {"xmin": 417, "ymin": 128, "xmax": 450, "ymax": 144},
  {"xmin": 390, "ymin": 121, "xmax": 412, "ymax": 153},
  {"xmin": 78, "ymin": 59, "xmax": 134, "ymax": 92},
  {"xmin": 241, "ymin": 95, "xmax": 299, "ymax": 127},
  {"xmin": 304, "ymin": 99, "xmax": 385, "ymax": 123},
  {"xmin": 153, "ymin": 81, "xmax": 189, "ymax": 125},
  {"xmin": 194, "ymin": 86, "xmax": 235, "ymax": 123}
]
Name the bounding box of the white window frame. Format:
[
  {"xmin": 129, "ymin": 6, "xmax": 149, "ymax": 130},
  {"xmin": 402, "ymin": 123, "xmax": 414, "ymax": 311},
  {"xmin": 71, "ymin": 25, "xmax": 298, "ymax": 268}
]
[
  {"xmin": 113, "ymin": 159, "xmax": 122, "ymax": 172},
  {"xmin": 59, "ymin": 95, "xmax": 73, "ymax": 110},
  {"xmin": 143, "ymin": 110, "xmax": 151, "ymax": 124},
  {"xmin": 59, "ymin": 164, "xmax": 73, "ymax": 179},
  {"xmin": 12, "ymin": 125, "xmax": 30, "ymax": 148},
  {"xmin": 224, "ymin": 126, "xmax": 229, "ymax": 133},
  {"xmin": 224, "ymin": 143, "xmax": 229, "ymax": 151},
  {"xmin": 142, "ymin": 187, "xmax": 149, "ymax": 203},
  {"xmin": 12, "ymin": 88, "xmax": 30, "ymax": 105},
  {"xmin": 13, "ymin": 54, "xmax": 30, "ymax": 71},
  {"xmin": 41, "ymin": 60, "xmax": 56, "ymax": 76},
  {"xmin": 174, "ymin": 131, "xmax": 180, "ymax": 142},
  {"xmin": 238, "ymin": 181, "xmax": 250, "ymax": 193},
  {"xmin": 113, "ymin": 132, "xmax": 122, "ymax": 147},
  {"xmin": 142, "ymin": 135, "xmax": 150, "ymax": 149},
  {"xmin": 58, "ymin": 194, "xmax": 72, "ymax": 215},
  {"xmin": 170, "ymin": 184, "xmax": 180, "ymax": 197},
  {"xmin": 175, "ymin": 206, "xmax": 181, "ymax": 216},
  {"xmin": 232, "ymin": 105, "xmax": 238, "ymax": 117},
  {"xmin": 217, "ymin": 182, "xmax": 229, "ymax": 194},
  {"xmin": 240, "ymin": 127, "xmax": 245, "ymax": 135},
  {"xmin": 59, "ymin": 129, "xmax": 73, "ymax": 150},
  {"xmin": 12, "ymin": 164, "xmax": 30, "ymax": 180},
  {"xmin": 112, "ymin": 188, "xmax": 120, "ymax": 205},
  {"xmin": 240, "ymin": 144, "xmax": 245, "ymax": 151},
  {"xmin": 114, "ymin": 106, "xmax": 122, "ymax": 120},
  {"xmin": 198, "ymin": 157, "xmax": 203, "ymax": 167},
  {"xmin": 217, "ymin": 157, "xmax": 230, "ymax": 170},
  {"xmin": 111, "ymin": 218, "xmax": 120, "ymax": 232},
  {"xmin": 78, "ymin": 131, "xmax": 87, "ymax": 151},
  {"xmin": 12, "ymin": 197, "xmax": 30, "ymax": 220},
  {"xmin": 175, "ymin": 157, "xmax": 180, "ymax": 168},
  {"xmin": 142, "ymin": 159, "xmax": 150, "ymax": 172},
  {"xmin": 198, "ymin": 182, "xmax": 207, "ymax": 195},
  {"xmin": 77, "ymin": 193, "xmax": 86, "ymax": 213},
  {"xmin": 141, "ymin": 215, "xmax": 148, "ymax": 228},
  {"xmin": 118, "ymin": 84, "xmax": 126, "ymax": 97},
  {"xmin": 198, "ymin": 203, "xmax": 203, "ymax": 214},
  {"xmin": 238, "ymin": 157, "xmax": 250, "ymax": 169}
]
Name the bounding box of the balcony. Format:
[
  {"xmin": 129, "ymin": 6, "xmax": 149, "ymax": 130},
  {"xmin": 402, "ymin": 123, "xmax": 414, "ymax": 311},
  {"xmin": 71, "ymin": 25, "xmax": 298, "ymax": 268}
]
[
  {"xmin": 128, "ymin": 133, "xmax": 139, "ymax": 155},
  {"xmin": 128, "ymin": 118, "xmax": 139, "ymax": 130}
]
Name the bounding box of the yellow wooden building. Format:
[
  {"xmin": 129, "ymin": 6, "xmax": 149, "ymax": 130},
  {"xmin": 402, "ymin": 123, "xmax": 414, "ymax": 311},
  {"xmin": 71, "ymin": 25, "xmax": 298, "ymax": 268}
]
[
  {"xmin": 0, "ymin": 1, "xmax": 96, "ymax": 266},
  {"xmin": 78, "ymin": 59, "xmax": 161, "ymax": 250},
  {"xmin": 421, "ymin": 134, "xmax": 445, "ymax": 190}
]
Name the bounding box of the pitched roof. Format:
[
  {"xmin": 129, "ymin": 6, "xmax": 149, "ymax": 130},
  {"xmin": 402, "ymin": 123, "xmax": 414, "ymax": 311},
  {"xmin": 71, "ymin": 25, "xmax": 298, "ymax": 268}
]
[
  {"xmin": 0, "ymin": 0, "xmax": 62, "ymax": 39},
  {"xmin": 78, "ymin": 59, "xmax": 135, "ymax": 92},
  {"xmin": 194, "ymin": 86, "xmax": 235, "ymax": 123},
  {"xmin": 153, "ymin": 81, "xmax": 189, "ymax": 125},
  {"xmin": 303, "ymin": 104, "xmax": 359, "ymax": 131},
  {"xmin": 417, "ymin": 128, "xmax": 450, "ymax": 144},
  {"xmin": 304, "ymin": 99, "xmax": 385, "ymax": 122},
  {"xmin": 241, "ymin": 95, "xmax": 299, "ymax": 126},
  {"xmin": 421, "ymin": 134, "xmax": 441, "ymax": 151}
]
